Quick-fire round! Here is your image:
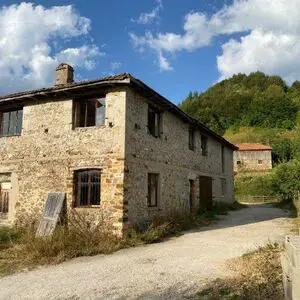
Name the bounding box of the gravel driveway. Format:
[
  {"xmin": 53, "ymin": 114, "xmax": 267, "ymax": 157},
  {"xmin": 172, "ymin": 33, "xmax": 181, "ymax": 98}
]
[{"xmin": 0, "ymin": 204, "xmax": 293, "ymax": 299}]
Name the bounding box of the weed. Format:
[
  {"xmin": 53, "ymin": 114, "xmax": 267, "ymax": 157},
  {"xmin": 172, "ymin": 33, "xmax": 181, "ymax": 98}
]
[{"xmin": 197, "ymin": 243, "xmax": 284, "ymax": 300}]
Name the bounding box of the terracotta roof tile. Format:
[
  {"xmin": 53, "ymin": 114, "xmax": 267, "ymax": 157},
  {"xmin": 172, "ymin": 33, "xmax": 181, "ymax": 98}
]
[{"xmin": 236, "ymin": 143, "xmax": 272, "ymax": 151}]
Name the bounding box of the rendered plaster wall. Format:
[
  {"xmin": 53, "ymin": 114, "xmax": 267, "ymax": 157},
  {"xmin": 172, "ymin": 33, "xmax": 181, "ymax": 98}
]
[
  {"xmin": 124, "ymin": 88, "xmax": 235, "ymax": 226},
  {"xmin": 0, "ymin": 88, "xmax": 126, "ymax": 230}
]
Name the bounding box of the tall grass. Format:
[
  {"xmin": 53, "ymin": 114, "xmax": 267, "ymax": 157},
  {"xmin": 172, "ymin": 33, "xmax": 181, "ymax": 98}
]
[
  {"xmin": 197, "ymin": 243, "xmax": 284, "ymax": 299},
  {"xmin": 0, "ymin": 202, "xmax": 243, "ymax": 276}
]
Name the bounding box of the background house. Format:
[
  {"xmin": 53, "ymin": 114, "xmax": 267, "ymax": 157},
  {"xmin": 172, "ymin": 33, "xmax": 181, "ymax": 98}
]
[{"xmin": 234, "ymin": 143, "xmax": 272, "ymax": 173}]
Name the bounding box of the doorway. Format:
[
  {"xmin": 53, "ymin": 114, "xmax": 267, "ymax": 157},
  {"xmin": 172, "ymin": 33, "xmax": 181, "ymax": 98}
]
[{"xmin": 199, "ymin": 176, "xmax": 213, "ymax": 211}]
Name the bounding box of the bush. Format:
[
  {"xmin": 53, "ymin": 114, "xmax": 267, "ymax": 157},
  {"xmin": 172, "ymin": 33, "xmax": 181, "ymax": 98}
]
[
  {"xmin": 235, "ymin": 175, "xmax": 276, "ymax": 202},
  {"xmin": 272, "ymin": 160, "xmax": 300, "ymax": 201},
  {"xmin": 0, "ymin": 227, "xmax": 22, "ymax": 245}
]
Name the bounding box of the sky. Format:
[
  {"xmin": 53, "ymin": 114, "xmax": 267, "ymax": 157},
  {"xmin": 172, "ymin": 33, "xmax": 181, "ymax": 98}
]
[{"xmin": 0, "ymin": 0, "xmax": 300, "ymax": 103}]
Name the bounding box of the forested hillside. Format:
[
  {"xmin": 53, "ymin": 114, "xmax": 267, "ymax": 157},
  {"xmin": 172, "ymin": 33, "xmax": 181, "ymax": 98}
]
[
  {"xmin": 179, "ymin": 72, "xmax": 300, "ymax": 203},
  {"xmin": 179, "ymin": 72, "xmax": 300, "ymax": 164},
  {"xmin": 179, "ymin": 72, "xmax": 299, "ymax": 136}
]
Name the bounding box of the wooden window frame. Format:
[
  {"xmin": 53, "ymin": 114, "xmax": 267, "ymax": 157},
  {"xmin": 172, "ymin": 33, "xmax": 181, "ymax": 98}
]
[
  {"xmin": 189, "ymin": 129, "xmax": 196, "ymax": 151},
  {"xmin": 147, "ymin": 173, "xmax": 160, "ymax": 207},
  {"xmin": 0, "ymin": 184, "xmax": 9, "ymax": 215},
  {"xmin": 148, "ymin": 105, "xmax": 162, "ymax": 138},
  {"xmin": 73, "ymin": 169, "xmax": 101, "ymax": 207},
  {"xmin": 0, "ymin": 109, "xmax": 23, "ymax": 137},
  {"xmin": 73, "ymin": 98, "xmax": 106, "ymax": 129},
  {"xmin": 258, "ymin": 160, "xmax": 263, "ymax": 165}
]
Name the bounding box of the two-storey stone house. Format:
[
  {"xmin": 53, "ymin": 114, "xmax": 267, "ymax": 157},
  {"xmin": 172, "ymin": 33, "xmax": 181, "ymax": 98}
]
[
  {"xmin": 234, "ymin": 143, "xmax": 272, "ymax": 173},
  {"xmin": 0, "ymin": 64, "xmax": 237, "ymax": 231}
]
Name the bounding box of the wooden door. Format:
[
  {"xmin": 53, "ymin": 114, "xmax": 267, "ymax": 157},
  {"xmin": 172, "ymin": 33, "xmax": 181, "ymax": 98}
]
[{"xmin": 199, "ymin": 176, "xmax": 213, "ymax": 211}]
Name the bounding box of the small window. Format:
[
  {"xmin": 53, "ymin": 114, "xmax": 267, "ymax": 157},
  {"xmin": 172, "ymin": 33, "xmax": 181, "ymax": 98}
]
[
  {"xmin": 0, "ymin": 183, "xmax": 10, "ymax": 215},
  {"xmin": 147, "ymin": 173, "xmax": 159, "ymax": 207},
  {"xmin": 221, "ymin": 145, "xmax": 225, "ymax": 173},
  {"xmin": 73, "ymin": 98, "xmax": 105, "ymax": 128},
  {"xmin": 189, "ymin": 129, "xmax": 196, "ymax": 150},
  {"xmin": 0, "ymin": 109, "xmax": 23, "ymax": 137},
  {"xmin": 221, "ymin": 178, "xmax": 226, "ymax": 196},
  {"xmin": 258, "ymin": 160, "xmax": 263, "ymax": 165},
  {"xmin": 148, "ymin": 105, "xmax": 162, "ymax": 138},
  {"xmin": 74, "ymin": 169, "xmax": 101, "ymax": 207},
  {"xmin": 201, "ymin": 135, "xmax": 208, "ymax": 156},
  {"xmin": 237, "ymin": 160, "xmax": 241, "ymax": 165}
]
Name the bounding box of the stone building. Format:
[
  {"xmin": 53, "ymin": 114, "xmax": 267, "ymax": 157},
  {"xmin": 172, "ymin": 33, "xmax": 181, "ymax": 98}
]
[
  {"xmin": 234, "ymin": 143, "xmax": 272, "ymax": 172},
  {"xmin": 0, "ymin": 64, "xmax": 236, "ymax": 230}
]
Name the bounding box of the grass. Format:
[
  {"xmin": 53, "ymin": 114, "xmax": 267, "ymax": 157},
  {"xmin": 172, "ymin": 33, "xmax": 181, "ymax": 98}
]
[
  {"xmin": 197, "ymin": 243, "xmax": 284, "ymax": 300},
  {"xmin": 0, "ymin": 201, "xmax": 243, "ymax": 277}
]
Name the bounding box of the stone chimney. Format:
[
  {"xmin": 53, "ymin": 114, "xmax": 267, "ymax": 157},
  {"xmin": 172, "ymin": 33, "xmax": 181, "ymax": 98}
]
[{"xmin": 55, "ymin": 63, "xmax": 74, "ymax": 86}]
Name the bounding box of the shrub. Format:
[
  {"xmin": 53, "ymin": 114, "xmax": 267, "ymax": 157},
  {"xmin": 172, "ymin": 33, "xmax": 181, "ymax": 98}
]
[
  {"xmin": 235, "ymin": 175, "xmax": 276, "ymax": 202},
  {"xmin": 272, "ymin": 160, "xmax": 300, "ymax": 201}
]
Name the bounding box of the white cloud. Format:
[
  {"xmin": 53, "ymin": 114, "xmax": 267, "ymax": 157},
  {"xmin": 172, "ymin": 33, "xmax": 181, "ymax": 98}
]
[
  {"xmin": 0, "ymin": 2, "xmax": 102, "ymax": 94},
  {"xmin": 130, "ymin": 0, "xmax": 300, "ymax": 83},
  {"xmin": 131, "ymin": 0, "xmax": 163, "ymax": 25},
  {"xmin": 110, "ymin": 62, "xmax": 122, "ymax": 71}
]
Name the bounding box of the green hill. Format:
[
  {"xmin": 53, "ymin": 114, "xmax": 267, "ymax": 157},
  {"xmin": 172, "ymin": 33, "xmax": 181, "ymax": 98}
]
[{"xmin": 179, "ymin": 72, "xmax": 299, "ymax": 136}]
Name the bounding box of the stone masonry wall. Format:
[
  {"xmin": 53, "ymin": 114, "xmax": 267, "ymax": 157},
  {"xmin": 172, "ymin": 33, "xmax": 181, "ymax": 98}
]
[
  {"xmin": 124, "ymin": 88, "xmax": 234, "ymax": 226},
  {"xmin": 0, "ymin": 88, "xmax": 126, "ymax": 230}
]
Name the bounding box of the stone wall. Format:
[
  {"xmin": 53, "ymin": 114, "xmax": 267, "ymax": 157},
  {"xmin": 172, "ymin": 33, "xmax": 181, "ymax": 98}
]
[
  {"xmin": 124, "ymin": 88, "xmax": 234, "ymax": 226},
  {"xmin": 233, "ymin": 150, "xmax": 272, "ymax": 172},
  {"xmin": 0, "ymin": 88, "xmax": 126, "ymax": 230}
]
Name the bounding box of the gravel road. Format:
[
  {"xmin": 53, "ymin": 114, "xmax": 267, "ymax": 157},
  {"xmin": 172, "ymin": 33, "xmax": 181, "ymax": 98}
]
[{"xmin": 0, "ymin": 204, "xmax": 293, "ymax": 299}]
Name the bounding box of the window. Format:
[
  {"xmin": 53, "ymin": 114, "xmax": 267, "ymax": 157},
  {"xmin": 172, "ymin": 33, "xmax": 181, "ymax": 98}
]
[
  {"xmin": 237, "ymin": 160, "xmax": 241, "ymax": 165},
  {"xmin": 147, "ymin": 173, "xmax": 159, "ymax": 207},
  {"xmin": 189, "ymin": 180, "xmax": 196, "ymax": 212},
  {"xmin": 221, "ymin": 178, "xmax": 226, "ymax": 196},
  {"xmin": 0, "ymin": 109, "xmax": 23, "ymax": 137},
  {"xmin": 189, "ymin": 129, "xmax": 196, "ymax": 150},
  {"xmin": 73, "ymin": 98, "xmax": 105, "ymax": 128},
  {"xmin": 74, "ymin": 170, "xmax": 101, "ymax": 207},
  {"xmin": 221, "ymin": 145, "xmax": 225, "ymax": 173},
  {"xmin": 258, "ymin": 160, "xmax": 263, "ymax": 164},
  {"xmin": 201, "ymin": 135, "xmax": 208, "ymax": 156},
  {"xmin": 0, "ymin": 182, "xmax": 10, "ymax": 215},
  {"xmin": 148, "ymin": 105, "xmax": 162, "ymax": 138}
]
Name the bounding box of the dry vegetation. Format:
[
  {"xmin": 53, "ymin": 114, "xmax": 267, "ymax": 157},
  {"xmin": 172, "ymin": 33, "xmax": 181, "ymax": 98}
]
[
  {"xmin": 197, "ymin": 243, "xmax": 284, "ymax": 300},
  {"xmin": 0, "ymin": 202, "xmax": 245, "ymax": 277}
]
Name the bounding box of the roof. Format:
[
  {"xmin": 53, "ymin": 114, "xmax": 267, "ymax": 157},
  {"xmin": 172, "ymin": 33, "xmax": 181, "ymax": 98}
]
[
  {"xmin": 236, "ymin": 143, "xmax": 272, "ymax": 151},
  {"xmin": 0, "ymin": 73, "xmax": 237, "ymax": 150}
]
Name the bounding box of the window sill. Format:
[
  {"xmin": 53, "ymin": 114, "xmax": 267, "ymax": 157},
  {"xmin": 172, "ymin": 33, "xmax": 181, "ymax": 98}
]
[
  {"xmin": 73, "ymin": 125, "xmax": 106, "ymax": 131},
  {"xmin": 73, "ymin": 205, "xmax": 101, "ymax": 209},
  {"xmin": 0, "ymin": 134, "xmax": 21, "ymax": 138}
]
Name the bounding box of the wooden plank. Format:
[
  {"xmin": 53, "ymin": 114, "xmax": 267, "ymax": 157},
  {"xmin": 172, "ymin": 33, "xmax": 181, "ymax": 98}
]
[{"xmin": 36, "ymin": 192, "xmax": 66, "ymax": 237}]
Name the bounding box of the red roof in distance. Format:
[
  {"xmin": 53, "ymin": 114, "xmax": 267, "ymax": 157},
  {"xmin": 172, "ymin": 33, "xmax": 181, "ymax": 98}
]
[{"xmin": 236, "ymin": 143, "xmax": 272, "ymax": 151}]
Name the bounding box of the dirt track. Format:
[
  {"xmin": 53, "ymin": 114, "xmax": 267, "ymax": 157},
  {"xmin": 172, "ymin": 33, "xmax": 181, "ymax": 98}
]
[{"xmin": 0, "ymin": 204, "xmax": 293, "ymax": 299}]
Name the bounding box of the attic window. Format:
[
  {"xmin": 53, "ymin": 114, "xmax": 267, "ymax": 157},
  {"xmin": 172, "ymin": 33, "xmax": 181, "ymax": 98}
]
[
  {"xmin": 73, "ymin": 98, "xmax": 105, "ymax": 128},
  {"xmin": 0, "ymin": 109, "xmax": 23, "ymax": 137}
]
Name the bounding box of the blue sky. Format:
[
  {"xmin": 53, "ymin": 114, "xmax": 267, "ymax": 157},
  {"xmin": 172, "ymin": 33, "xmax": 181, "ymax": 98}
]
[{"xmin": 0, "ymin": 0, "xmax": 299, "ymax": 104}]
